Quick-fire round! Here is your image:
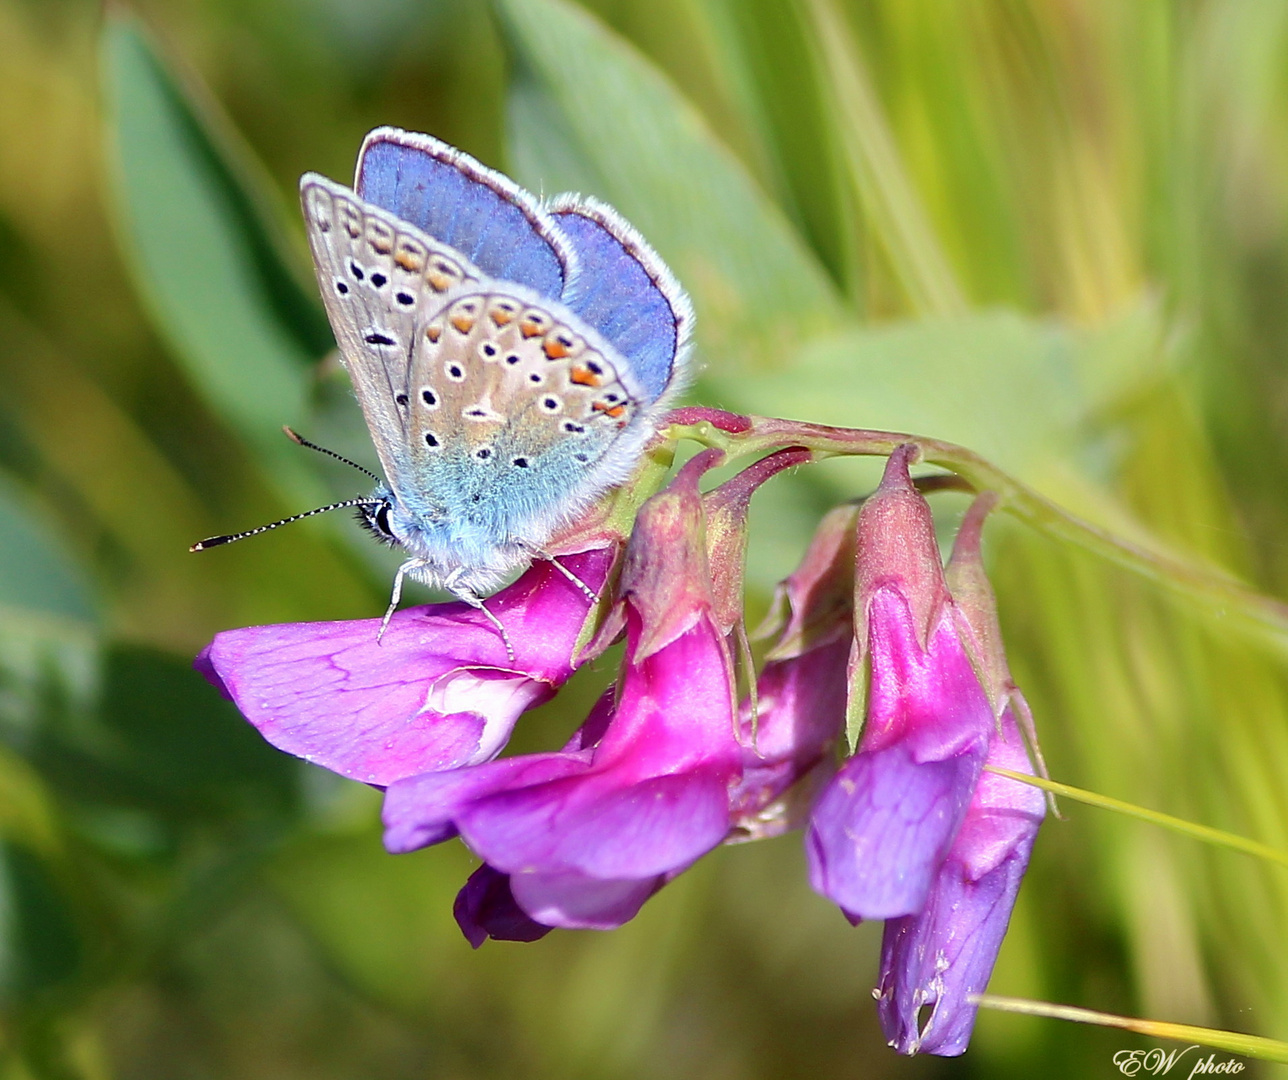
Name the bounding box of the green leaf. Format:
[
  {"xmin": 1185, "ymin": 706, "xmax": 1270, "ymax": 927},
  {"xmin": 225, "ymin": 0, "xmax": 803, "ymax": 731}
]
[
  {"xmin": 496, "ymin": 0, "xmax": 847, "ymax": 376},
  {"xmin": 0, "ymin": 474, "xmax": 99, "ymax": 757},
  {"xmin": 99, "ymin": 13, "xmax": 330, "ymax": 492},
  {"xmin": 698, "ymin": 0, "xmax": 858, "ymax": 297},
  {"xmin": 8, "ymin": 644, "xmax": 301, "ymax": 840},
  {"xmin": 96, "ymin": 644, "xmax": 299, "ymax": 818},
  {"xmin": 0, "ymin": 475, "xmax": 95, "ymax": 628},
  {"xmin": 710, "ymin": 303, "xmax": 1167, "ymax": 494},
  {"xmin": 0, "ymin": 840, "xmax": 84, "ymax": 1006}
]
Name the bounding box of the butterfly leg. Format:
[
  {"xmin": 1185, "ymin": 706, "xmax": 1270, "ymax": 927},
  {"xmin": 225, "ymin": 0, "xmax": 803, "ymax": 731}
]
[
  {"xmin": 378, "ymin": 558, "xmax": 423, "ymax": 643},
  {"xmin": 444, "ymin": 570, "xmax": 516, "ymax": 665},
  {"xmin": 518, "ymin": 542, "xmax": 600, "ymax": 605}
]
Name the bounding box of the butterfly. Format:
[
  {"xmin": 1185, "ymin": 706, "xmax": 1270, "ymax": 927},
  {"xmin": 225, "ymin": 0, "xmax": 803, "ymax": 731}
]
[{"xmin": 296, "ymin": 127, "xmax": 692, "ymax": 634}]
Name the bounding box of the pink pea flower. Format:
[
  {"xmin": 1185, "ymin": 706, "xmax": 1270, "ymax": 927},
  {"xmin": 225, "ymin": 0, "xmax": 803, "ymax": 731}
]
[
  {"xmin": 730, "ymin": 502, "xmax": 858, "ymax": 840},
  {"xmin": 875, "ymin": 494, "xmax": 1046, "ymax": 1055},
  {"xmin": 805, "ymin": 446, "xmax": 995, "ymax": 921},
  {"xmin": 382, "ymin": 452, "xmax": 744, "ymax": 932},
  {"xmin": 195, "ymin": 547, "xmax": 616, "ymax": 787}
]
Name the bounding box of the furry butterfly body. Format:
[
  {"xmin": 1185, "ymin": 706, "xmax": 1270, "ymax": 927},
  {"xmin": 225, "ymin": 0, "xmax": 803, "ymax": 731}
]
[{"xmin": 300, "ymin": 128, "xmax": 692, "ymax": 602}]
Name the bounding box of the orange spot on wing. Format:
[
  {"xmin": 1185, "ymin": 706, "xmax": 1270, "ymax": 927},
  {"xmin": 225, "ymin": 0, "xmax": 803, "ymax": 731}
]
[
  {"xmin": 569, "ymin": 366, "xmax": 601, "ymax": 386},
  {"xmin": 428, "ymin": 271, "xmax": 452, "ymax": 292},
  {"xmin": 543, "ymin": 338, "xmax": 572, "ymax": 360},
  {"xmin": 338, "ymin": 203, "xmax": 362, "ymax": 238},
  {"xmin": 451, "ymin": 314, "xmax": 476, "ymax": 334},
  {"xmin": 520, "ymin": 318, "xmax": 544, "ymax": 338},
  {"xmin": 594, "ymin": 402, "xmax": 627, "ymax": 419},
  {"xmin": 425, "ymin": 325, "xmax": 442, "ymax": 342},
  {"xmin": 395, "ymin": 250, "xmax": 424, "ymax": 273},
  {"xmin": 490, "ymin": 307, "xmax": 515, "ymax": 326}
]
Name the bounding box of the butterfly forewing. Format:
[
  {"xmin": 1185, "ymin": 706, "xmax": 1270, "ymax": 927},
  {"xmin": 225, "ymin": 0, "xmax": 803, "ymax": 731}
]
[
  {"xmin": 300, "ymin": 175, "xmax": 483, "ymax": 492},
  {"xmin": 404, "ymin": 290, "xmax": 643, "ymax": 536}
]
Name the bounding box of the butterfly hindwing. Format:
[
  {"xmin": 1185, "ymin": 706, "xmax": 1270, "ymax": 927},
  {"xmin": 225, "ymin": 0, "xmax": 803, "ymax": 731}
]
[
  {"xmin": 401, "ymin": 288, "xmax": 646, "ymax": 539},
  {"xmin": 300, "ymin": 175, "xmax": 483, "ymax": 493},
  {"xmin": 549, "ymin": 195, "xmax": 693, "ymax": 405}
]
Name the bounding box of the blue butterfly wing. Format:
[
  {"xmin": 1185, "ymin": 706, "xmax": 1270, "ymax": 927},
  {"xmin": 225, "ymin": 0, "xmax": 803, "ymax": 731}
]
[
  {"xmin": 549, "ymin": 196, "xmax": 693, "ymax": 405},
  {"xmin": 357, "ymin": 127, "xmax": 572, "ymax": 301}
]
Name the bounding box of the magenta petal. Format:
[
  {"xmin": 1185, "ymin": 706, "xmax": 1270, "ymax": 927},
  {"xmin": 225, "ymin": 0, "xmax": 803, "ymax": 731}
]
[
  {"xmin": 730, "ymin": 638, "xmax": 848, "ymax": 821},
  {"xmin": 509, "ymin": 869, "xmax": 664, "ymax": 931},
  {"xmin": 863, "ymin": 589, "xmax": 996, "ymax": 760},
  {"xmin": 459, "ymin": 768, "xmax": 731, "ymax": 879},
  {"xmin": 201, "ymin": 617, "xmax": 544, "ymax": 786},
  {"xmin": 806, "ymin": 742, "xmax": 984, "ymax": 919},
  {"xmin": 382, "ymin": 752, "xmax": 591, "ymax": 853},
  {"xmin": 454, "ymin": 865, "xmax": 553, "ymax": 947},
  {"xmin": 198, "ymin": 549, "xmax": 614, "ymax": 787}
]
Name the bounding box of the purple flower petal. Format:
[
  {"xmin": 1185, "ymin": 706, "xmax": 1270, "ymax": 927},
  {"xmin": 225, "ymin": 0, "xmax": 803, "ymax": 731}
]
[
  {"xmin": 459, "ymin": 768, "xmax": 731, "ymax": 879},
  {"xmin": 454, "ymin": 864, "xmax": 553, "ymax": 947},
  {"xmin": 876, "ymin": 707, "xmax": 1045, "ymax": 1055},
  {"xmin": 805, "ymin": 592, "xmax": 992, "ymax": 920},
  {"xmin": 863, "ymin": 589, "xmax": 995, "ymax": 761},
  {"xmin": 383, "ymin": 752, "xmax": 591, "ymax": 853},
  {"xmin": 806, "ymin": 743, "xmax": 982, "ymax": 920},
  {"xmin": 197, "ymin": 548, "xmax": 614, "ymax": 787},
  {"xmin": 509, "ymin": 869, "xmax": 665, "ymax": 931},
  {"xmin": 729, "ymin": 638, "xmax": 848, "ymax": 827},
  {"xmin": 878, "ymin": 846, "xmax": 1033, "ymax": 1055},
  {"xmin": 384, "ymin": 600, "xmax": 740, "ymax": 933}
]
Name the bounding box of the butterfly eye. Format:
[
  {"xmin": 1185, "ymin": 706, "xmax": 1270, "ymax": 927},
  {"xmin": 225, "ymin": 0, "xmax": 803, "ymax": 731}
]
[{"xmin": 358, "ymin": 500, "xmax": 396, "ymax": 542}]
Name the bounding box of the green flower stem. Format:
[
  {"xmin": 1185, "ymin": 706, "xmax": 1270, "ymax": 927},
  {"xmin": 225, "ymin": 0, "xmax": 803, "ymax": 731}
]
[
  {"xmin": 984, "ymin": 765, "xmax": 1288, "ymax": 870},
  {"xmin": 969, "ymin": 995, "xmax": 1288, "ymax": 1063},
  {"xmin": 667, "ymin": 415, "xmax": 1288, "ymax": 659}
]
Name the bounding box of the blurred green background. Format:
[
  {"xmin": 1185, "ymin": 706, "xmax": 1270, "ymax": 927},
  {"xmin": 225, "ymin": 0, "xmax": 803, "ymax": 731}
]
[{"xmin": 1, "ymin": 0, "xmax": 1286, "ymax": 1076}]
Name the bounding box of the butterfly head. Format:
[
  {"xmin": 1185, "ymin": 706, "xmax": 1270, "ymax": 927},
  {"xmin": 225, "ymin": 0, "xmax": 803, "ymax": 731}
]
[{"xmin": 355, "ymin": 487, "xmax": 398, "ymax": 546}]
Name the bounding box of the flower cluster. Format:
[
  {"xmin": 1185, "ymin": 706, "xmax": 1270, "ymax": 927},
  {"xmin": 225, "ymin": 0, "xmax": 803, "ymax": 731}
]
[{"xmin": 198, "ymin": 429, "xmax": 1044, "ymax": 1057}]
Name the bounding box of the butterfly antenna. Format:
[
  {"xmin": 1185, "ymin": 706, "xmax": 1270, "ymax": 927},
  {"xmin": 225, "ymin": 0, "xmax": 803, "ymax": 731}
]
[
  {"xmin": 190, "ymin": 498, "xmax": 381, "ymax": 552},
  {"xmin": 283, "ymin": 426, "xmax": 382, "ymax": 483}
]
